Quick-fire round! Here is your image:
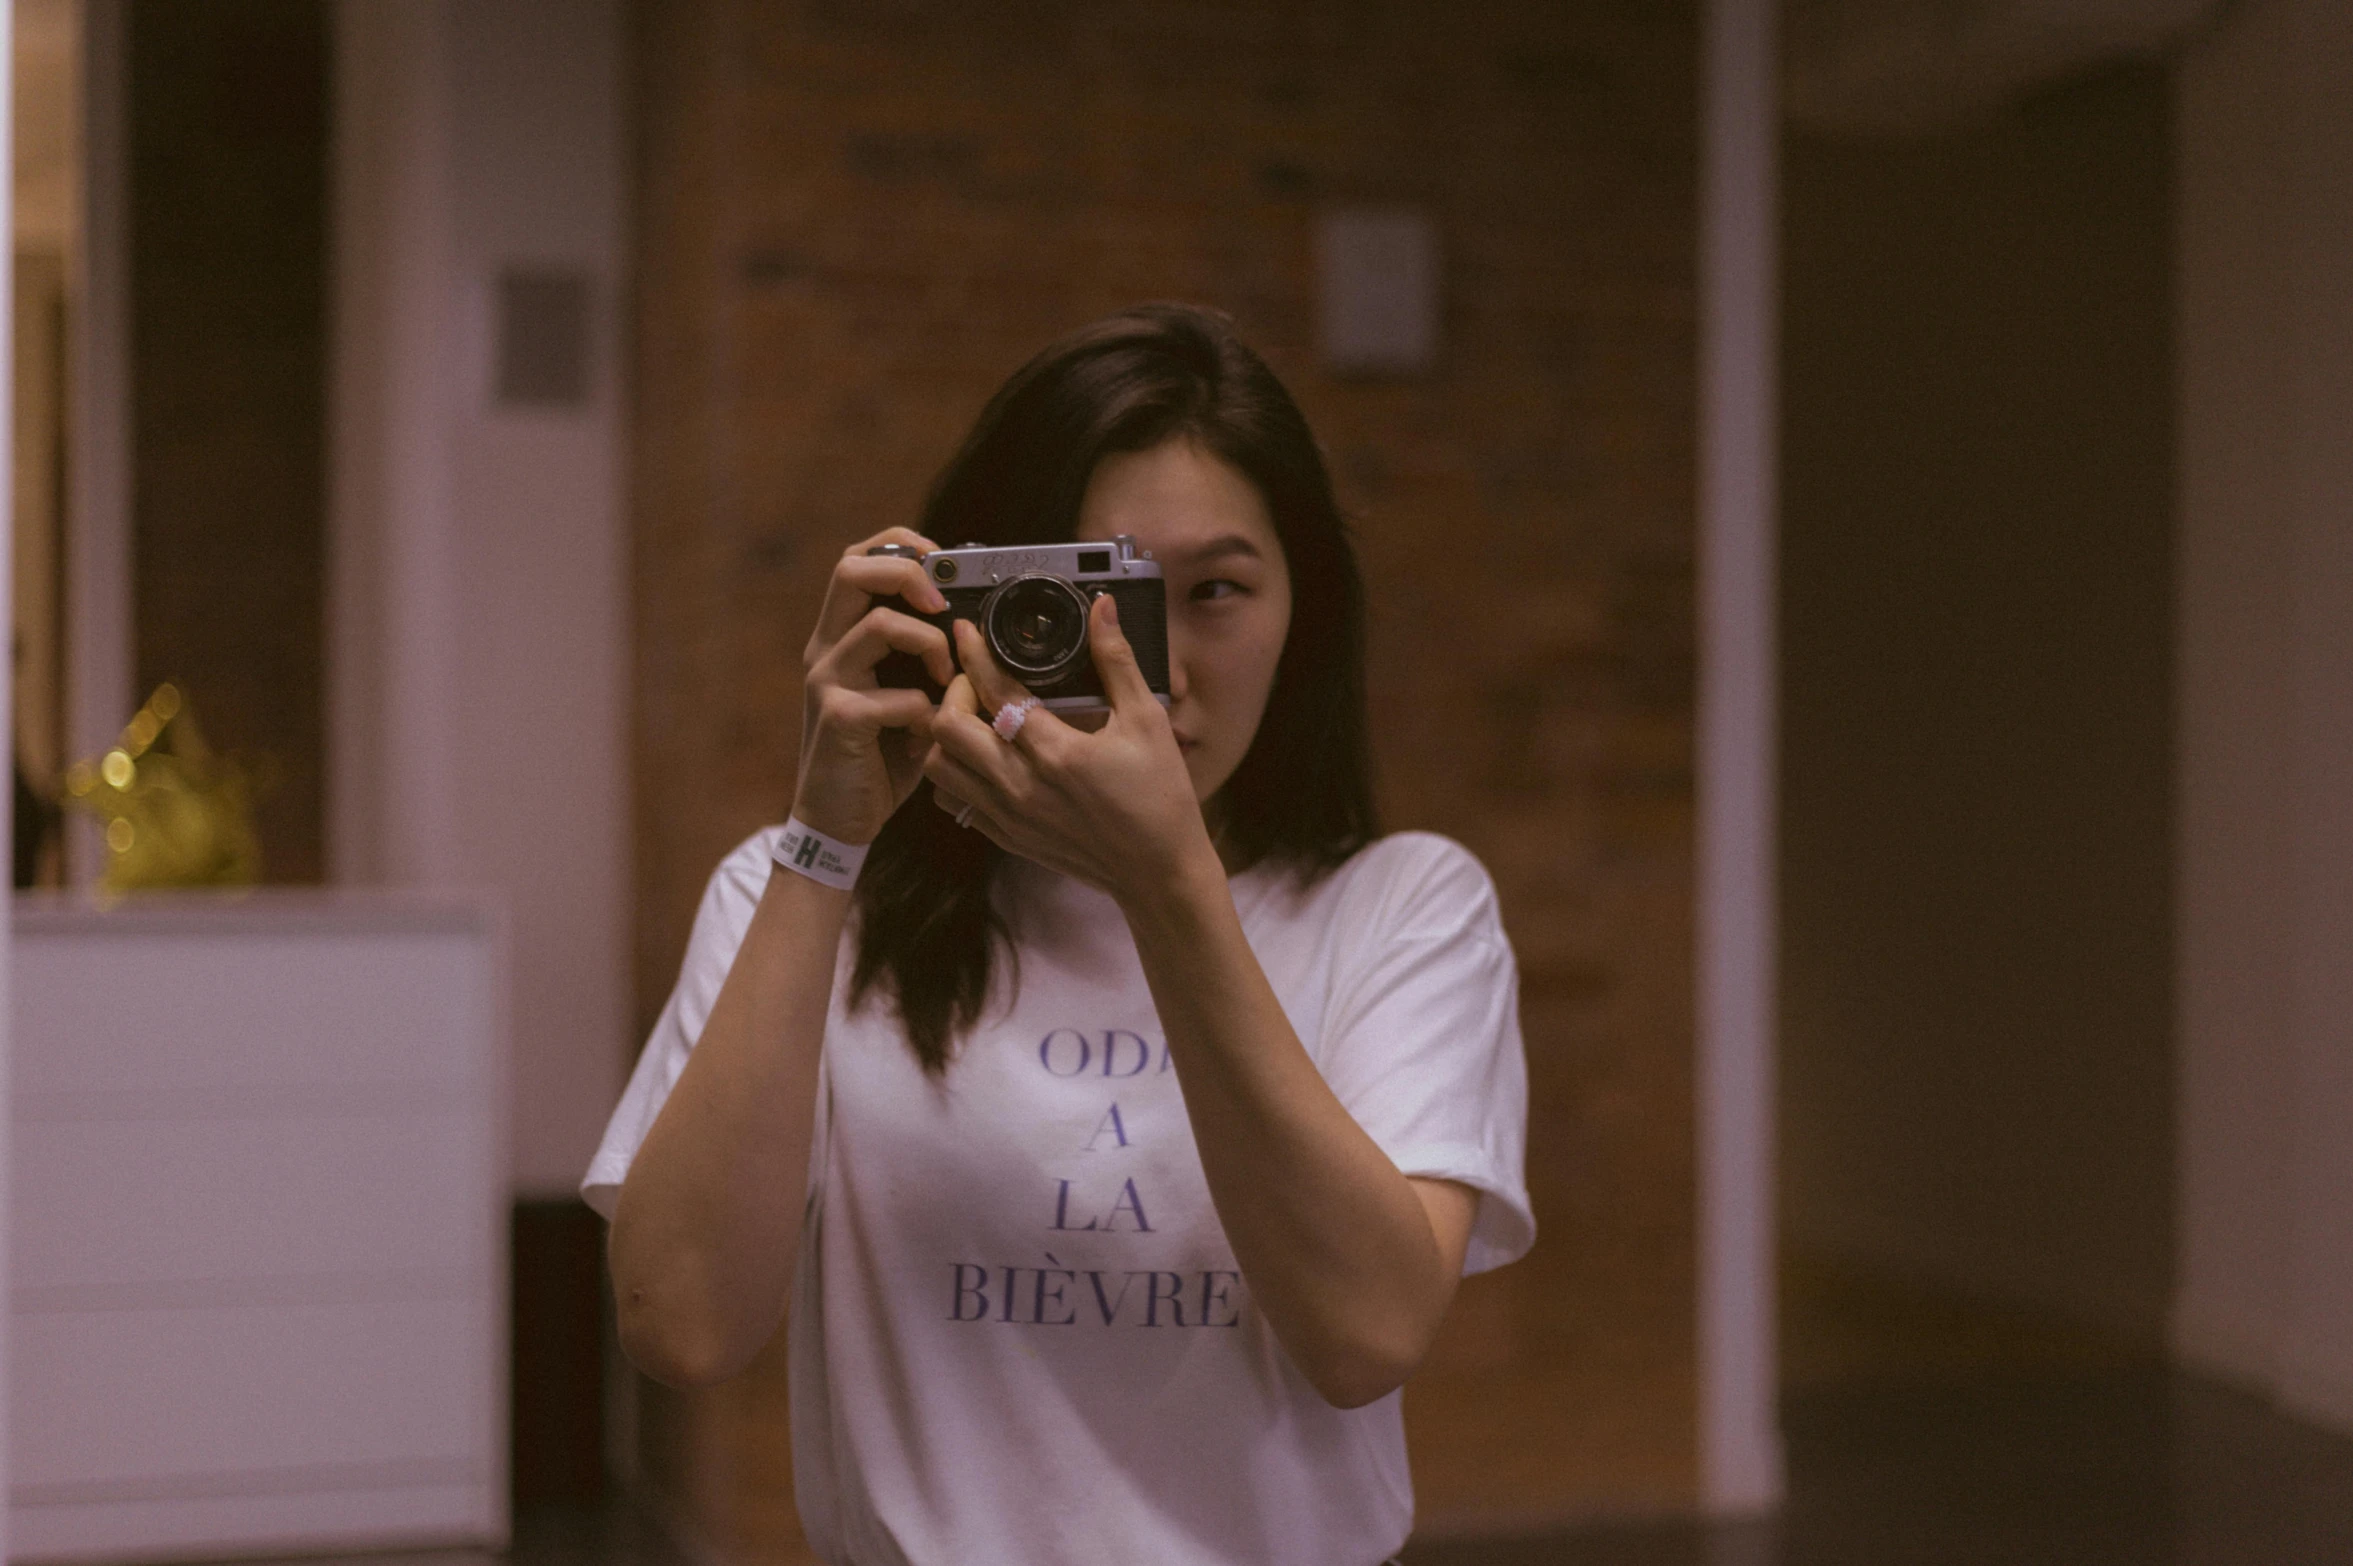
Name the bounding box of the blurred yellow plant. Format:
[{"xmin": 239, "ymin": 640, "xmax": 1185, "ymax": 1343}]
[{"xmin": 62, "ymin": 684, "xmax": 262, "ymax": 893}]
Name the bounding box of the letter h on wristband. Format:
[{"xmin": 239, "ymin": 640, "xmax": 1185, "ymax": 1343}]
[{"xmin": 772, "ymin": 817, "xmax": 869, "ymax": 891}]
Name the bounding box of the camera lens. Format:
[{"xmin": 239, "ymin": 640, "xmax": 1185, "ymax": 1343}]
[{"xmin": 983, "ymin": 575, "xmax": 1090, "ymax": 678}]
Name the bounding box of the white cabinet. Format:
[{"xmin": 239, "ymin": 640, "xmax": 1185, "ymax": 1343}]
[{"xmin": 9, "ymin": 892, "xmax": 508, "ymax": 1562}]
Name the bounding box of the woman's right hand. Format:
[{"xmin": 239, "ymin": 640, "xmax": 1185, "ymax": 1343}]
[
  {"xmin": 792, "ymin": 527, "xmax": 957, "ymax": 845},
  {"xmin": 620, "ymin": 531, "xmax": 947, "ymax": 1384}
]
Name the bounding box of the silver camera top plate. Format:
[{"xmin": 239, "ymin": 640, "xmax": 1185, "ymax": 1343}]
[{"xmin": 923, "ymin": 534, "xmax": 1160, "ymax": 587}]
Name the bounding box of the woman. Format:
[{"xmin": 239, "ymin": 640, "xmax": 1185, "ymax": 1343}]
[{"xmin": 586, "ymin": 304, "xmax": 1532, "ymax": 1564}]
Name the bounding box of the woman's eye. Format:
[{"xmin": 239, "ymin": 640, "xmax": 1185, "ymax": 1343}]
[{"xmin": 1190, "ymin": 579, "xmax": 1243, "ymax": 602}]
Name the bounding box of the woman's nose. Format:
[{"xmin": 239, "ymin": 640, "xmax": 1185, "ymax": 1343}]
[{"xmin": 1162, "ymin": 624, "xmax": 1191, "ymax": 703}]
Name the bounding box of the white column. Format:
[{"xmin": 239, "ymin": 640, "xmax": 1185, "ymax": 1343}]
[
  {"xmin": 1696, "ymin": 0, "xmax": 1783, "ymax": 1513},
  {"xmin": 2272, "ymin": 0, "xmax": 2353, "ymax": 1433},
  {"xmin": 65, "ymin": 0, "xmax": 127, "ymax": 888},
  {"xmin": 329, "ymin": 0, "xmax": 464, "ymax": 889},
  {"xmin": 330, "ymin": 0, "xmax": 630, "ymax": 1198},
  {"xmin": 2176, "ymin": 0, "xmax": 2353, "ymax": 1432},
  {"xmin": 1, "ymin": 0, "xmax": 17, "ymax": 1532}
]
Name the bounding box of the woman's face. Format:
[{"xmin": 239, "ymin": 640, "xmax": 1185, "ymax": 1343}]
[{"xmin": 1074, "ymin": 438, "xmax": 1292, "ymax": 808}]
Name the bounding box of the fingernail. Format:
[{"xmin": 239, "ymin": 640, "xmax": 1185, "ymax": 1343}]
[{"xmin": 1102, "ymin": 596, "xmax": 1120, "ymax": 626}]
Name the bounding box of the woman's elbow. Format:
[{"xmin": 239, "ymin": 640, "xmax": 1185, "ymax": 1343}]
[
  {"xmin": 1313, "ymin": 1366, "xmax": 1409, "ymax": 1410},
  {"xmin": 1301, "ymin": 1322, "xmax": 1433, "ymax": 1410},
  {"xmin": 608, "ymin": 1207, "xmax": 785, "ymax": 1386},
  {"xmin": 610, "ymin": 1242, "xmax": 772, "ymax": 1387},
  {"xmin": 616, "ymin": 1295, "xmax": 746, "ymax": 1388},
  {"xmin": 1299, "ymin": 1271, "xmax": 1461, "ymax": 1409}
]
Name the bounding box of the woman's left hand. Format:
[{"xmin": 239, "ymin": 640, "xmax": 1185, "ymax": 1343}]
[{"xmin": 924, "ymin": 595, "xmax": 1212, "ymax": 900}]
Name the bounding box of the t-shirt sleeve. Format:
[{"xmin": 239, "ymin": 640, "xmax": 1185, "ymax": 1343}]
[
  {"xmin": 580, "ymin": 829, "xmax": 780, "ymax": 1220},
  {"xmin": 1317, "ymin": 835, "xmax": 1535, "ymax": 1275}
]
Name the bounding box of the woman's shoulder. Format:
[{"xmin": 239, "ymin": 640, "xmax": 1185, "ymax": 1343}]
[
  {"xmin": 679, "ymin": 825, "xmax": 790, "ymax": 951},
  {"xmin": 718, "ymin": 822, "xmax": 789, "ymax": 879},
  {"xmin": 1331, "ymin": 828, "xmax": 1492, "ymax": 890},
  {"xmin": 708, "ymin": 824, "xmax": 787, "ymax": 902},
  {"xmin": 1303, "ymin": 830, "xmax": 1505, "ymax": 944}
]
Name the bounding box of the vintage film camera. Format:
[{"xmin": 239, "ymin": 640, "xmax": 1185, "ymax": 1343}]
[{"xmin": 868, "ymin": 536, "xmax": 1172, "ymax": 713}]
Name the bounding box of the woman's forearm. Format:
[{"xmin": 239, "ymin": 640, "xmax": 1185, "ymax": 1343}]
[
  {"xmin": 609, "ymin": 868, "xmax": 846, "ymax": 1386},
  {"xmin": 1118, "ymin": 847, "xmax": 1463, "ymax": 1408}
]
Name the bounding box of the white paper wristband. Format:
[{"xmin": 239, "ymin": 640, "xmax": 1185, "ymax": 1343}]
[{"xmin": 771, "ymin": 817, "xmax": 870, "ymax": 891}]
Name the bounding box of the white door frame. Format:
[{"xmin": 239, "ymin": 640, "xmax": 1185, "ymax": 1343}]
[
  {"xmin": 1696, "ymin": 0, "xmax": 1783, "ymax": 1514},
  {"xmin": 65, "ymin": 0, "xmax": 129, "ymax": 890},
  {"xmin": 2, "ymin": 0, "xmax": 20, "ymax": 1534}
]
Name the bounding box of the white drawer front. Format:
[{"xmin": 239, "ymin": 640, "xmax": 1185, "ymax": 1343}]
[
  {"xmin": 13, "ymin": 1110, "xmax": 494, "ymax": 1297},
  {"xmin": 10, "ymin": 1478, "xmax": 502, "ymax": 1564},
  {"xmin": 11, "ymin": 1298, "xmax": 497, "ymax": 1489},
  {"xmin": 13, "ymin": 928, "xmax": 494, "ymax": 1097}
]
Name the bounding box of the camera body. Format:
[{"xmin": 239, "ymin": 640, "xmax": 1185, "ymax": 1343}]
[{"xmin": 868, "ymin": 535, "xmax": 1171, "ymax": 712}]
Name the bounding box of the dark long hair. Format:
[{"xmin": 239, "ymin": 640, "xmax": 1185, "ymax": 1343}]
[{"xmin": 849, "ymin": 303, "xmax": 1378, "ymax": 1072}]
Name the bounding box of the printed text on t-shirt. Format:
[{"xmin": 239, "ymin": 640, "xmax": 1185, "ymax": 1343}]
[{"xmin": 941, "ymin": 1028, "xmax": 1249, "ymax": 1330}]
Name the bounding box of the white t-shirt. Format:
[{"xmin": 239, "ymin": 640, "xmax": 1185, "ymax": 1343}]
[{"xmin": 585, "ymin": 827, "xmax": 1533, "ymax": 1566}]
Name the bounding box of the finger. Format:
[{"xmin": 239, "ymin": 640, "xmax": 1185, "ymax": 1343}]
[
  {"xmin": 924, "ymin": 744, "xmax": 1014, "ymax": 821},
  {"xmin": 815, "ymin": 554, "xmax": 949, "ymax": 646},
  {"xmin": 929, "ymin": 779, "xmax": 1014, "ymax": 854},
  {"xmin": 930, "ymin": 690, "xmax": 1028, "ymax": 791},
  {"xmin": 929, "ymin": 673, "xmax": 1022, "ymax": 783},
  {"xmin": 952, "ymin": 620, "xmax": 1037, "ymax": 718},
  {"xmin": 1086, "ymin": 592, "xmax": 1159, "ymax": 714},
  {"xmin": 938, "ymin": 670, "xmax": 982, "ymax": 720},
  {"xmin": 823, "ymin": 605, "xmax": 955, "ymax": 689},
  {"xmin": 843, "ymin": 526, "xmax": 942, "ymax": 560},
  {"xmin": 961, "ymin": 807, "xmax": 1017, "ymax": 856},
  {"xmin": 998, "ymin": 691, "xmax": 1076, "ymax": 763},
  {"xmin": 930, "ymin": 785, "xmax": 991, "ymax": 833},
  {"xmin": 813, "ymin": 684, "xmax": 938, "ymax": 741}
]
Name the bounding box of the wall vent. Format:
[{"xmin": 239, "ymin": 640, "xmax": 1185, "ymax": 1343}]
[{"xmin": 1315, "ymin": 208, "xmax": 1441, "ymax": 375}]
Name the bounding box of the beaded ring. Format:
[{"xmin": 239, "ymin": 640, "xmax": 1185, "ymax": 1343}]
[{"xmin": 991, "ymin": 697, "xmax": 1040, "ymax": 743}]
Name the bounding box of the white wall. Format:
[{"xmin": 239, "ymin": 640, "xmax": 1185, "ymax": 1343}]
[
  {"xmin": 331, "ymin": 0, "xmax": 629, "ymax": 1198},
  {"xmin": 2175, "ymin": 0, "xmax": 2353, "ymax": 1432}
]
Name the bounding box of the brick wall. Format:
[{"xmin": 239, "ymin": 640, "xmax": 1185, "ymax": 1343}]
[{"xmin": 630, "ymin": 0, "xmax": 1698, "ymax": 1542}]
